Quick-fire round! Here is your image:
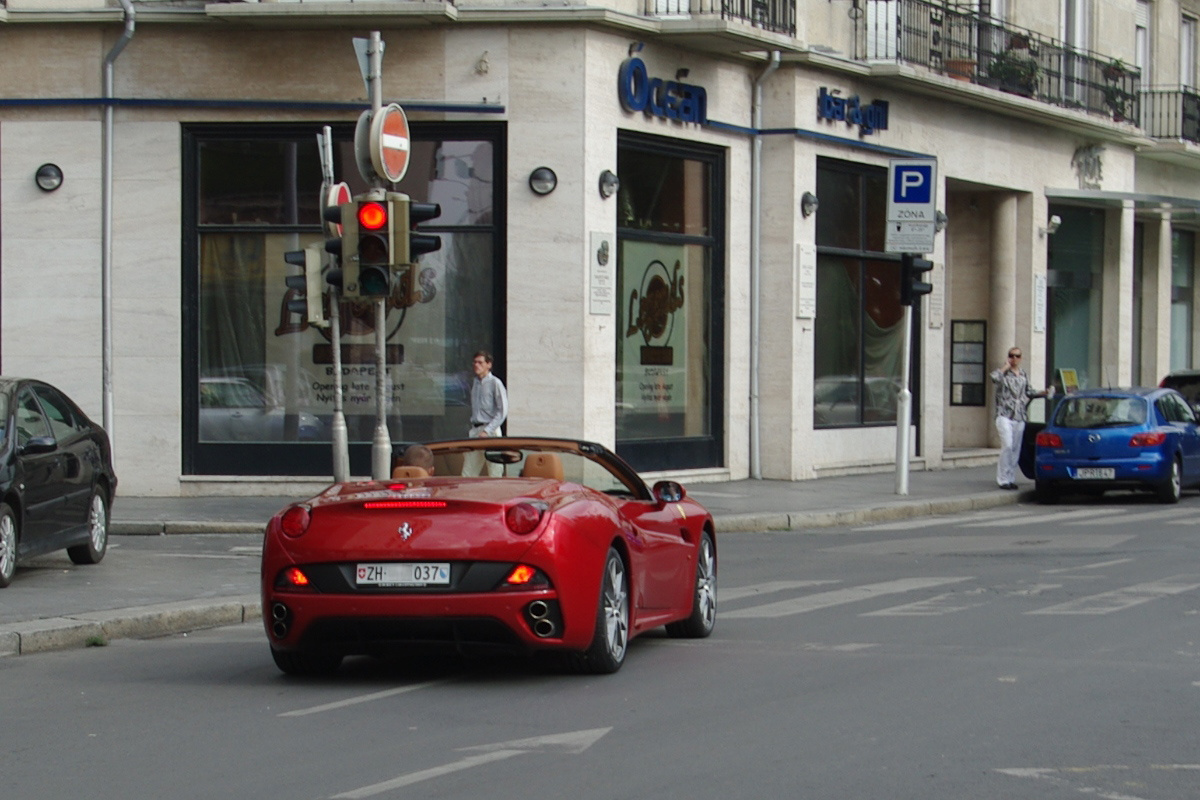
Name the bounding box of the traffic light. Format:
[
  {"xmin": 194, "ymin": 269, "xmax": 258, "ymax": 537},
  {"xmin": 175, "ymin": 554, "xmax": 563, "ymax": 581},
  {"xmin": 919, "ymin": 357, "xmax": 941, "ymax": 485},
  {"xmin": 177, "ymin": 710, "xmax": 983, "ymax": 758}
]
[
  {"xmin": 283, "ymin": 244, "xmax": 326, "ymax": 328},
  {"xmin": 900, "ymin": 253, "xmax": 934, "ymax": 307},
  {"xmin": 389, "ymin": 194, "xmax": 442, "ymax": 307},
  {"xmin": 344, "ymin": 196, "xmax": 394, "ymax": 298}
]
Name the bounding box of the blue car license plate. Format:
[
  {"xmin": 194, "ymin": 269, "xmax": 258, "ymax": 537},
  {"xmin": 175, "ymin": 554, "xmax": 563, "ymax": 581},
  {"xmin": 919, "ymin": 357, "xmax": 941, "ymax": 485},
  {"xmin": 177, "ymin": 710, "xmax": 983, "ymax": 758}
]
[{"xmin": 1074, "ymin": 467, "xmax": 1115, "ymax": 480}]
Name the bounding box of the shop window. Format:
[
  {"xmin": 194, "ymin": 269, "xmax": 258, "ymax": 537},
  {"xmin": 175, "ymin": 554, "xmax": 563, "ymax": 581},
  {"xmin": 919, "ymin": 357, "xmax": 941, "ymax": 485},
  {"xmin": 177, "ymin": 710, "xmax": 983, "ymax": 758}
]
[
  {"xmin": 813, "ymin": 158, "xmax": 907, "ymax": 429},
  {"xmin": 950, "ymin": 320, "xmax": 987, "ymax": 406},
  {"xmin": 183, "ymin": 124, "xmax": 504, "ymax": 476},
  {"xmin": 615, "ymin": 133, "xmax": 724, "ymax": 471}
]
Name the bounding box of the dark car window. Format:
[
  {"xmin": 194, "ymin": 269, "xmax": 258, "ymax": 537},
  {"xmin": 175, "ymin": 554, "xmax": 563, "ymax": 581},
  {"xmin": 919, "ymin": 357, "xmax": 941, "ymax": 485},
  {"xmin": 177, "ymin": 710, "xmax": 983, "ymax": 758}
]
[
  {"xmin": 15, "ymin": 389, "xmax": 53, "ymax": 446},
  {"xmin": 1054, "ymin": 396, "xmax": 1147, "ymax": 428},
  {"xmin": 1160, "ymin": 392, "xmax": 1196, "ymax": 424},
  {"xmin": 33, "ymin": 385, "xmax": 84, "ymax": 440}
]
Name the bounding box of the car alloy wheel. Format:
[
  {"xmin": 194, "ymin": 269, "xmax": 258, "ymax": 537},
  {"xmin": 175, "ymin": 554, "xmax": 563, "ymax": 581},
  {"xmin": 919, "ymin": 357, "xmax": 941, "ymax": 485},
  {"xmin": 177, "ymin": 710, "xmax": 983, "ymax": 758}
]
[
  {"xmin": 1157, "ymin": 458, "xmax": 1182, "ymax": 504},
  {"xmin": 0, "ymin": 504, "xmax": 16, "ymax": 588},
  {"xmin": 572, "ymin": 547, "xmax": 629, "ymax": 674},
  {"xmin": 68, "ymin": 488, "xmax": 109, "ymax": 565},
  {"xmin": 667, "ymin": 531, "xmax": 717, "ymax": 638}
]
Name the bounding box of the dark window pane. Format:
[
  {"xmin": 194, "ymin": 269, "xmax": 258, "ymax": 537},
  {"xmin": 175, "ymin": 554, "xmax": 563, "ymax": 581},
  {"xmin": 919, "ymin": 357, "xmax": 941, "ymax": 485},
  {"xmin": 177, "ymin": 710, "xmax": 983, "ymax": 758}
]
[
  {"xmin": 617, "ymin": 149, "xmax": 710, "ymax": 236},
  {"xmin": 198, "ymin": 140, "xmax": 323, "ymax": 226}
]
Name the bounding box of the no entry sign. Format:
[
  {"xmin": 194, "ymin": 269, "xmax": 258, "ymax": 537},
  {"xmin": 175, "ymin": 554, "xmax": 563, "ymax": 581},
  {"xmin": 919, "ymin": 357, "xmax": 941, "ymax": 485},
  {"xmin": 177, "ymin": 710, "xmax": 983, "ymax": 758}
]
[{"xmin": 369, "ymin": 103, "xmax": 411, "ymax": 183}]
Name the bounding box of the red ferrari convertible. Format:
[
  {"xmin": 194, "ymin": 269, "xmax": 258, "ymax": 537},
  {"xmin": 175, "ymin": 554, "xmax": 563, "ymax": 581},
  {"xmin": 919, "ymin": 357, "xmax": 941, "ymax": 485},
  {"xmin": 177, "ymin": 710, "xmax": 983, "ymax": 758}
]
[{"xmin": 261, "ymin": 437, "xmax": 716, "ymax": 676}]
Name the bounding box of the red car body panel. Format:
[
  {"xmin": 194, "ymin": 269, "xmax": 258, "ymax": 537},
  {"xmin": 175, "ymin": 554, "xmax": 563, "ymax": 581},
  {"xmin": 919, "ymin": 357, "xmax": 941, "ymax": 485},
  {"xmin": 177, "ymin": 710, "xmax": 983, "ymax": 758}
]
[{"xmin": 261, "ymin": 439, "xmax": 714, "ymax": 666}]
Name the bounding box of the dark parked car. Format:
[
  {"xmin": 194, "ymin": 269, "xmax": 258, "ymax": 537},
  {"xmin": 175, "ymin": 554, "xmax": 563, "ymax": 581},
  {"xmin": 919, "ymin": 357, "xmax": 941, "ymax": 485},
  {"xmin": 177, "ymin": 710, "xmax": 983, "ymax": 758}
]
[
  {"xmin": 1159, "ymin": 369, "xmax": 1200, "ymax": 410},
  {"xmin": 0, "ymin": 378, "xmax": 117, "ymax": 587},
  {"xmin": 1020, "ymin": 387, "xmax": 1200, "ymax": 504}
]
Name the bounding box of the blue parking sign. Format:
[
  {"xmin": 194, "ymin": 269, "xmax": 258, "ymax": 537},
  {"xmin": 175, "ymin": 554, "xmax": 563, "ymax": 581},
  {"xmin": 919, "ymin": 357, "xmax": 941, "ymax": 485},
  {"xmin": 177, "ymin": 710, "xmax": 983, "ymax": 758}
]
[
  {"xmin": 886, "ymin": 158, "xmax": 937, "ymax": 224},
  {"xmin": 892, "ymin": 165, "xmax": 933, "ymax": 204}
]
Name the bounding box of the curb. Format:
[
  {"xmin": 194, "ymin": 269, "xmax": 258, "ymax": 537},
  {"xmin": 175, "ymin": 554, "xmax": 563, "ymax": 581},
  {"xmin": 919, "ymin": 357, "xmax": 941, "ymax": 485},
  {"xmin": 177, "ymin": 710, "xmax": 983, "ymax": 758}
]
[
  {"xmin": 0, "ymin": 596, "xmax": 261, "ymax": 658},
  {"xmin": 715, "ymin": 491, "xmax": 1020, "ymax": 533}
]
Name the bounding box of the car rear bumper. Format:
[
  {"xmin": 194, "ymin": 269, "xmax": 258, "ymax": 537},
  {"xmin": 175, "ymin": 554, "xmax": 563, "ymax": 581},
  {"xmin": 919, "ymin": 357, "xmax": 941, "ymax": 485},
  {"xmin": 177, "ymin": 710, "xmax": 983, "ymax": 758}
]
[
  {"xmin": 262, "ymin": 589, "xmax": 588, "ymax": 656},
  {"xmin": 1034, "ymin": 454, "xmax": 1171, "ymax": 487}
]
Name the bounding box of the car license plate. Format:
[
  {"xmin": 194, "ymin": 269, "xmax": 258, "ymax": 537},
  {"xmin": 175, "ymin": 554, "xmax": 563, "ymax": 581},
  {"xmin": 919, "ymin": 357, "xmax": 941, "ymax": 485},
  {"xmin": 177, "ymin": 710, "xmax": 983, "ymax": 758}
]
[
  {"xmin": 356, "ymin": 563, "xmax": 450, "ymax": 586},
  {"xmin": 1074, "ymin": 468, "xmax": 1115, "ymax": 480}
]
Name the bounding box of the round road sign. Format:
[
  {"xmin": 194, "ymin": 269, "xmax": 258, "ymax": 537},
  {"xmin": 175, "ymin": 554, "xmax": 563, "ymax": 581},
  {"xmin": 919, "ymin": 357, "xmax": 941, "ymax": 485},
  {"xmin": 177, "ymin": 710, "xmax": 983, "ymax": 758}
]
[
  {"xmin": 322, "ymin": 181, "xmax": 352, "ymax": 237},
  {"xmin": 369, "ymin": 103, "xmax": 411, "ymax": 183}
]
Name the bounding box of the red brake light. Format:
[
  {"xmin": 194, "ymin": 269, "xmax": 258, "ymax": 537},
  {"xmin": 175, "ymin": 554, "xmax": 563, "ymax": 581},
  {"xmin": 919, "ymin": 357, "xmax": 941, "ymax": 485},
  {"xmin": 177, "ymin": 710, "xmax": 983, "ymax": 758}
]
[
  {"xmin": 363, "ymin": 500, "xmax": 447, "ymax": 509},
  {"xmin": 1035, "ymin": 432, "xmax": 1062, "ymax": 447},
  {"xmin": 505, "ymin": 565, "xmax": 538, "ymax": 585},
  {"xmin": 279, "ymin": 505, "xmax": 311, "ymax": 538},
  {"xmin": 505, "ymin": 502, "xmax": 546, "ymax": 535},
  {"xmin": 1130, "ymin": 432, "xmax": 1167, "ymax": 446},
  {"xmin": 358, "ymin": 201, "xmax": 387, "ymax": 230},
  {"xmin": 284, "ymin": 567, "xmax": 310, "ymax": 587}
]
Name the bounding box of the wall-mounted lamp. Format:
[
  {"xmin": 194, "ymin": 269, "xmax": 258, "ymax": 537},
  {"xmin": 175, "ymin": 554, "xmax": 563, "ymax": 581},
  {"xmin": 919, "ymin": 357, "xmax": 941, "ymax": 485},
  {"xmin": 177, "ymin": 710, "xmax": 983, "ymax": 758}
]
[
  {"xmin": 599, "ymin": 169, "xmax": 620, "ymax": 199},
  {"xmin": 935, "ymin": 210, "xmax": 949, "ymax": 232},
  {"xmin": 800, "ymin": 191, "xmax": 819, "ymax": 218},
  {"xmin": 35, "ymin": 163, "xmax": 63, "ymax": 192},
  {"xmin": 1039, "ymin": 214, "xmax": 1062, "ymax": 237},
  {"xmin": 528, "ymin": 166, "xmax": 557, "ymax": 196}
]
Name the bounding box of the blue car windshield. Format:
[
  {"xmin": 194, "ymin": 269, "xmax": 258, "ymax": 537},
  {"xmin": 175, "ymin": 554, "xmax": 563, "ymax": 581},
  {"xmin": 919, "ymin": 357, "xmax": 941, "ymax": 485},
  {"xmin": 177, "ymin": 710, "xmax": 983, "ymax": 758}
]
[{"xmin": 1054, "ymin": 396, "xmax": 1147, "ymax": 428}]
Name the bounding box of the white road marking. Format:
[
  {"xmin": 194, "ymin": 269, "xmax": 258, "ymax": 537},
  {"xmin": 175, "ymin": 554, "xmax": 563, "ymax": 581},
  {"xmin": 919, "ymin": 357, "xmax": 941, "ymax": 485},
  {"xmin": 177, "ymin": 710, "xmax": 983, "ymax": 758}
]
[
  {"xmin": 279, "ymin": 680, "xmax": 449, "ymax": 717},
  {"xmin": 1043, "ymin": 558, "xmax": 1133, "ymax": 574},
  {"xmin": 722, "ymin": 577, "xmax": 973, "ymax": 619},
  {"xmin": 1027, "ymin": 575, "xmax": 1200, "ymax": 615},
  {"xmin": 965, "ymin": 507, "xmax": 1119, "ymax": 527},
  {"xmin": 857, "ymin": 509, "xmax": 1039, "ymax": 531},
  {"xmin": 862, "ymin": 590, "xmax": 985, "ymax": 616},
  {"xmin": 720, "ymin": 580, "xmax": 840, "ymax": 602},
  {"xmin": 1063, "ymin": 507, "xmax": 1193, "ymax": 526}
]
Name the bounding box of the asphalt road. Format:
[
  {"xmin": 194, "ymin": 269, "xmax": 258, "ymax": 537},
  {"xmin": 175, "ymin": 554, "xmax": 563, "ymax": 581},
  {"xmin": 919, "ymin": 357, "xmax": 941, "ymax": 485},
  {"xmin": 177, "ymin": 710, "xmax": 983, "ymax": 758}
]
[{"xmin": 3, "ymin": 499, "xmax": 1199, "ymax": 800}]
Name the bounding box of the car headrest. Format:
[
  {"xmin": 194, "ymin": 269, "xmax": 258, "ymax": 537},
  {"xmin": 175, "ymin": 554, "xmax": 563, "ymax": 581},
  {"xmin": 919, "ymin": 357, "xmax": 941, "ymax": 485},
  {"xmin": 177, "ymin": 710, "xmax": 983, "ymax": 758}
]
[{"xmin": 520, "ymin": 453, "xmax": 563, "ymax": 481}]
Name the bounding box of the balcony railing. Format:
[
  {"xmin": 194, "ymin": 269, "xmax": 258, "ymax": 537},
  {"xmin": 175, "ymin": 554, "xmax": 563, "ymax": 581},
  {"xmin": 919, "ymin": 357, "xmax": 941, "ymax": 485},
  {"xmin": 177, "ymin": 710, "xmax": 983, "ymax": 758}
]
[
  {"xmin": 860, "ymin": 0, "xmax": 1141, "ymax": 123},
  {"xmin": 642, "ymin": 0, "xmax": 796, "ymax": 37},
  {"xmin": 1140, "ymin": 88, "xmax": 1200, "ymax": 143}
]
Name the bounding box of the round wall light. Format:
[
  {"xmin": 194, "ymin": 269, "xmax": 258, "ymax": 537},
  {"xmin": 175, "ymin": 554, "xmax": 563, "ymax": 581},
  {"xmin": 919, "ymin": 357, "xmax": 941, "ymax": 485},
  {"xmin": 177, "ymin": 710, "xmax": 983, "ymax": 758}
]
[
  {"xmin": 528, "ymin": 167, "xmax": 557, "ymax": 196},
  {"xmin": 35, "ymin": 163, "xmax": 64, "ymax": 192},
  {"xmin": 598, "ymin": 169, "xmax": 620, "ymax": 199}
]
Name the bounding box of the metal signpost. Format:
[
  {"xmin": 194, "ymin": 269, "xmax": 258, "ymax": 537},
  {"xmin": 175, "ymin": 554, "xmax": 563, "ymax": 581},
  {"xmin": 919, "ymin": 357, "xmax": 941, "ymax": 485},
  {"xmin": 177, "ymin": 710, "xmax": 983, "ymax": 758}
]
[
  {"xmin": 886, "ymin": 158, "xmax": 938, "ymax": 496},
  {"xmin": 317, "ymin": 124, "xmax": 352, "ymax": 482}
]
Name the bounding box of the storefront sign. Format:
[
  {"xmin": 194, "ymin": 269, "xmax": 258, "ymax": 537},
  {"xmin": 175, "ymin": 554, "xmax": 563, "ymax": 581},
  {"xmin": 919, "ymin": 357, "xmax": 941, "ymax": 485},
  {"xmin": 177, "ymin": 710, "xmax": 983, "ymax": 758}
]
[
  {"xmin": 817, "ymin": 87, "xmax": 889, "ymax": 135},
  {"xmin": 618, "ymin": 57, "xmax": 707, "ymax": 125}
]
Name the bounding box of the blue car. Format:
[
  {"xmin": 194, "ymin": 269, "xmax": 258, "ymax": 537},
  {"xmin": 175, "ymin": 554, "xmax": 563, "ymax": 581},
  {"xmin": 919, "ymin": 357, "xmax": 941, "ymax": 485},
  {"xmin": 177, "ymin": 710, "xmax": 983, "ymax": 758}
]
[{"xmin": 1022, "ymin": 387, "xmax": 1200, "ymax": 504}]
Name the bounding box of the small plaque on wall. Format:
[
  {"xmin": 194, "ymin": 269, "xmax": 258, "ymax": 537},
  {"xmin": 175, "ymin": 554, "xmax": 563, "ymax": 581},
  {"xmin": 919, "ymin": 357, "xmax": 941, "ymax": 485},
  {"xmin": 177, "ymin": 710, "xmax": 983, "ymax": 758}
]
[
  {"xmin": 796, "ymin": 243, "xmax": 816, "ymax": 319},
  {"xmin": 590, "ymin": 231, "xmax": 614, "ymax": 315}
]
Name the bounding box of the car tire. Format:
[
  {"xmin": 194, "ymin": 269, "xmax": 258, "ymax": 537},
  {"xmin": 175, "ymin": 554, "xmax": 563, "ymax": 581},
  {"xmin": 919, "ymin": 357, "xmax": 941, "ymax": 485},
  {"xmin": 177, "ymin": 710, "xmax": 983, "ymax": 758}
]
[
  {"xmin": 270, "ymin": 647, "xmax": 343, "ymax": 677},
  {"xmin": 1157, "ymin": 457, "xmax": 1183, "ymax": 504},
  {"xmin": 0, "ymin": 503, "xmax": 17, "ymax": 588},
  {"xmin": 68, "ymin": 487, "xmax": 109, "ymax": 565},
  {"xmin": 1034, "ymin": 481, "xmax": 1058, "ymax": 505},
  {"xmin": 570, "ymin": 547, "xmax": 629, "ymax": 675},
  {"xmin": 667, "ymin": 531, "xmax": 716, "ymax": 639}
]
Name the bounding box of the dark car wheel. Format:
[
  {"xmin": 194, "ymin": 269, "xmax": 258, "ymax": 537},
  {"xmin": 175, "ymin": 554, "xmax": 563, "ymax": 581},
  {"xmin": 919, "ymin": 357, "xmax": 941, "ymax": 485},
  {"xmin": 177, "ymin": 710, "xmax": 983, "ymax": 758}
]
[
  {"xmin": 68, "ymin": 487, "xmax": 109, "ymax": 565},
  {"xmin": 271, "ymin": 647, "xmax": 343, "ymax": 677},
  {"xmin": 667, "ymin": 531, "xmax": 716, "ymax": 639},
  {"xmin": 570, "ymin": 547, "xmax": 629, "ymax": 674},
  {"xmin": 1034, "ymin": 481, "xmax": 1058, "ymax": 505},
  {"xmin": 1157, "ymin": 457, "xmax": 1183, "ymax": 504},
  {"xmin": 0, "ymin": 503, "xmax": 17, "ymax": 588}
]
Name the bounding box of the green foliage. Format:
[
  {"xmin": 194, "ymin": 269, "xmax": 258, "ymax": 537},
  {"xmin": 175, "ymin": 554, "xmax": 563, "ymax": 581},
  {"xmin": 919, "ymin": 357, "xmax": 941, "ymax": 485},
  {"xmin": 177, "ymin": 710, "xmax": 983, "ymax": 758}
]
[{"xmin": 987, "ymin": 49, "xmax": 1040, "ymax": 94}]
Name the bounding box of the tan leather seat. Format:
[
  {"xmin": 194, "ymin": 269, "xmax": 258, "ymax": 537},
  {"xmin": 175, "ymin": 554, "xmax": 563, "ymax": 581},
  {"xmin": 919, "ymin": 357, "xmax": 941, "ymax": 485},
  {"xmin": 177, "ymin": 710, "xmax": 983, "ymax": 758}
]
[
  {"xmin": 520, "ymin": 453, "xmax": 563, "ymax": 481},
  {"xmin": 391, "ymin": 465, "xmax": 429, "ymax": 479}
]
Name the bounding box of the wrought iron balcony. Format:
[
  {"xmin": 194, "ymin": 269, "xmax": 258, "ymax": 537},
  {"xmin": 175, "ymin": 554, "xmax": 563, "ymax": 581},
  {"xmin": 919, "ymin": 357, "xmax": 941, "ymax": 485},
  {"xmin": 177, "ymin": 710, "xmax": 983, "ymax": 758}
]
[
  {"xmin": 1140, "ymin": 88, "xmax": 1200, "ymax": 144},
  {"xmin": 642, "ymin": 0, "xmax": 796, "ymax": 37},
  {"xmin": 859, "ymin": 0, "xmax": 1140, "ymax": 123}
]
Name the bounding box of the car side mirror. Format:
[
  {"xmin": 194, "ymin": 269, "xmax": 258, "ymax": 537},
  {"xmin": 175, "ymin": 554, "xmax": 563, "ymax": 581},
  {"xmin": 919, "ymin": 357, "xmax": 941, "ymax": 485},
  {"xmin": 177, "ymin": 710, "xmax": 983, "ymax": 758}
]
[
  {"xmin": 19, "ymin": 436, "xmax": 57, "ymax": 455},
  {"xmin": 653, "ymin": 480, "xmax": 686, "ymax": 505}
]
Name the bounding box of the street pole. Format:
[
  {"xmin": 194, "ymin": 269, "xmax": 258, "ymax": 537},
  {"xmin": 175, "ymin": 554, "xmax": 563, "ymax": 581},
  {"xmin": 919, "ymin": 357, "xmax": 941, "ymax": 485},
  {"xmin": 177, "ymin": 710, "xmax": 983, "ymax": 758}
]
[
  {"xmin": 317, "ymin": 127, "xmax": 350, "ymax": 482},
  {"xmin": 895, "ymin": 302, "xmax": 913, "ymax": 495},
  {"xmin": 366, "ymin": 30, "xmax": 393, "ymax": 481}
]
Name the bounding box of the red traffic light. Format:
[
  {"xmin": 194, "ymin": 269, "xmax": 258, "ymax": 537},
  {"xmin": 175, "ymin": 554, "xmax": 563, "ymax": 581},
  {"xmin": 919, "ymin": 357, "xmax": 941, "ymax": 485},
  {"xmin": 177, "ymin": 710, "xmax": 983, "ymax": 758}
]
[{"xmin": 357, "ymin": 201, "xmax": 388, "ymax": 231}]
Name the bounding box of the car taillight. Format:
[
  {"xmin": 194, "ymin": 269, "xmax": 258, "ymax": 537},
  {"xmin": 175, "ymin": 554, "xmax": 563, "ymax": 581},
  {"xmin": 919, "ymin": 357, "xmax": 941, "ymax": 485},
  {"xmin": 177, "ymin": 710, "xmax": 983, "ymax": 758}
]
[
  {"xmin": 283, "ymin": 567, "xmax": 310, "ymax": 587},
  {"xmin": 1035, "ymin": 432, "xmax": 1062, "ymax": 447},
  {"xmin": 505, "ymin": 501, "xmax": 547, "ymax": 535},
  {"xmin": 363, "ymin": 500, "xmax": 448, "ymax": 509},
  {"xmin": 1130, "ymin": 432, "xmax": 1167, "ymax": 446},
  {"xmin": 503, "ymin": 564, "xmax": 551, "ymax": 589},
  {"xmin": 279, "ymin": 505, "xmax": 311, "ymax": 538}
]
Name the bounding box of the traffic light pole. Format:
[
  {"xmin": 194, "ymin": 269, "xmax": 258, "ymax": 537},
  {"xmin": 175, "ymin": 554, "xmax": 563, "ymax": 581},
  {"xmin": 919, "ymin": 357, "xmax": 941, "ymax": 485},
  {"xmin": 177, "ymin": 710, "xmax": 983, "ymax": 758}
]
[
  {"xmin": 365, "ymin": 30, "xmax": 393, "ymax": 481},
  {"xmin": 895, "ymin": 303, "xmax": 913, "ymax": 496}
]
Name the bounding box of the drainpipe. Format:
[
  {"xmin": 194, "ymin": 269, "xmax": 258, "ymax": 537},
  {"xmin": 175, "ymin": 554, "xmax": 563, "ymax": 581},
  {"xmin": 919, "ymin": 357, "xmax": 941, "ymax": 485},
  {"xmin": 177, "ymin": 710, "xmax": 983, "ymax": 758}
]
[
  {"xmin": 749, "ymin": 51, "xmax": 780, "ymax": 480},
  {"xmin": 102, "ymin": 0, "xmax": 135, "ymax": 441}
]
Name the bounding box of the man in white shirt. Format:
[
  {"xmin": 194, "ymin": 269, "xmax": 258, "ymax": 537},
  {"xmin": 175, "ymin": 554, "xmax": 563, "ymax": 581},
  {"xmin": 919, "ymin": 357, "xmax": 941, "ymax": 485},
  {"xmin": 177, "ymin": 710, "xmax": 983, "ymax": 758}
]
[{"xmin": 461, "ymin": 350, "xmax": 508, "ymax": 477}]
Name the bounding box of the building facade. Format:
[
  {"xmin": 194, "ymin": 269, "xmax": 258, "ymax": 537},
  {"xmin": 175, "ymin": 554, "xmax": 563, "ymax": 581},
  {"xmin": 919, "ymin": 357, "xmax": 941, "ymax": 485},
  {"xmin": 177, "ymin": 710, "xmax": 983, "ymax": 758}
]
[{"xmin": 1, "ymin": 0, "xmax": 1198, "ymax": 496}]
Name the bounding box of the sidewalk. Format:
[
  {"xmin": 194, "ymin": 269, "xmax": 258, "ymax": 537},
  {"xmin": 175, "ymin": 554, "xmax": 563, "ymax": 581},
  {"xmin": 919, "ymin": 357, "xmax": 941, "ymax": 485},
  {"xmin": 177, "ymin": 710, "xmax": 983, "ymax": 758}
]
[{"xmin": 1, "ymin": 462, "xmax": 1017, "ymax": 658}]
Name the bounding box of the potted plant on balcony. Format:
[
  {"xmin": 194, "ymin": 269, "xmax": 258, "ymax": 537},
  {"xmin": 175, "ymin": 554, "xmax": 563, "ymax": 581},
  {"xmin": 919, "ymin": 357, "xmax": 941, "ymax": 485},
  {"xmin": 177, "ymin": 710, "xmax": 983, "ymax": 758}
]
[
  {"xmin": 1102, "ymin": 58, "xmax": 1128, "ymax": 82},
  {"xmin": 987, "ymin": 49, "xmax": 1040, "ymax": 97},
  {"xmin": 1103, "ymin": 83, "xmax": 1134, "ymax": 122}
]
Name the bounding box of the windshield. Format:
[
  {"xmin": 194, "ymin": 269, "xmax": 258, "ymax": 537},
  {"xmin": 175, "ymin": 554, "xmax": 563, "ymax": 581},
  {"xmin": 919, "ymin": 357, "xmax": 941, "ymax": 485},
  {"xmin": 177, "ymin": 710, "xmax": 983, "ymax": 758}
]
[{"xmin": 1054, "ymin": 396, "xmax": 1147, "ymax": 428}]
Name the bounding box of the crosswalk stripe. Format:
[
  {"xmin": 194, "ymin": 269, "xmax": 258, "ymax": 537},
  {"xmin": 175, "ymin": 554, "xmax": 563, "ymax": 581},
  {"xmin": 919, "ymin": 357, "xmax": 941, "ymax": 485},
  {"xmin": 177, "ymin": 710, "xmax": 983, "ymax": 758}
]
[
  {"xmin": 964, "ymin": 507, "xmax": 1119, "ymax": 528},
  {"xmin": 862, "ymin": 590, "xmax": 986, "ymax": 616},
  {"xmin": 719, "ymin": 580, "xmax": 840, "ymax": 603},
  {"xmin": 1026, "ymin": 575, "xmax": 1200, "ymax": 615},
  {"xmin": 1063, "ymin": 507, "xmax": 1193, "ymax": 526},
  {"xmin": 722, "ymin": 577, "xmax": 972, "ymax": 619}
]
